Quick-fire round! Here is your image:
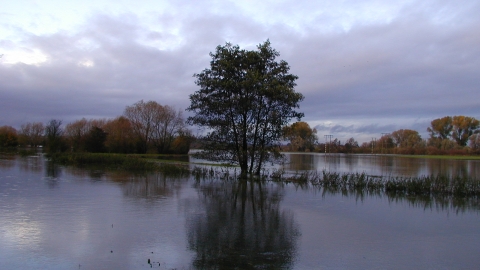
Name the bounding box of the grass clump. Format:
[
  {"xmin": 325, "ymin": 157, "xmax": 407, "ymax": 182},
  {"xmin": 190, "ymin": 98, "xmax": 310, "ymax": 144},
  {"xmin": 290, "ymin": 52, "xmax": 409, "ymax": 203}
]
[{"xmin": 280, "ymin": 170, "xmax": 480, "ymax": 198}]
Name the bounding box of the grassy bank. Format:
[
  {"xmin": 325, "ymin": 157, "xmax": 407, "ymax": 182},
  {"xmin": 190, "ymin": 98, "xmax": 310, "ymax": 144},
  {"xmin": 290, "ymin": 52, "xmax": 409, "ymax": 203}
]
[{"xmin": 47, "ymin": 152, "xmax": 191, "ymax": 174}]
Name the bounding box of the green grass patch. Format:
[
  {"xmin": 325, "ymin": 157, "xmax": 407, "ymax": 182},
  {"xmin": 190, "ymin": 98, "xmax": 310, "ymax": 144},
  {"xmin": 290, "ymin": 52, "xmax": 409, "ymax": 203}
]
[{"xmin": 47, "ymin": 153, "xmax": 158, "ymax": 171}]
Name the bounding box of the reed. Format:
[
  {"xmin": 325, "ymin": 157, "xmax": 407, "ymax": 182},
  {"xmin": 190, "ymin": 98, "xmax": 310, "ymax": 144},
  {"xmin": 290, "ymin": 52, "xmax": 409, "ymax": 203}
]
[
  {"xmin": 281, "ymin": 170, "xmax": 480, "ymax": 198},
  {"xmin": 45, "ymin": 153, "xmax": 480, "ymax": 200}
]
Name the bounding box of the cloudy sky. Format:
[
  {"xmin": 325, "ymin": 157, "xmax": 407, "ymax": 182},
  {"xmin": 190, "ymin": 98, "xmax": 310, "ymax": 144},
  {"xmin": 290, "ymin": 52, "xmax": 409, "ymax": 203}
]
[{"xmin": 1, "ymin": 0, "xmax": 479, "ymax": 143}]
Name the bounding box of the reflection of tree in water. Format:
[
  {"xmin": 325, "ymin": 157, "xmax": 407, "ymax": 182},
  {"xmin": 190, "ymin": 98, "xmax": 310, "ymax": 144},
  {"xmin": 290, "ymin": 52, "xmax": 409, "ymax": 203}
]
[
  {"xmin": 319, "ymin": 183, "xmax": 480, "ymax": 214},
  {"xmin": 344, "ymin": 155, "xmax": 359, "ymax": 172},
  {"xmin": 115, "ymin": 172, "xmax": 187, "ymax": 200},
  {"xmin": 387, "ymin": 193, "xmax": 480, "ymax": 214},
  {"xmin": 288, "ymin": 154, "xmax": 314, "ymax": 170},
  {"xmin": 187, "ymin": 179, "xmax": 300, "ymax": 269},
  {"xmin": 63, "ymin": 165, "xmax": 104, "ymax": 180},
  {"xmin": 62, "ymin": 164, "xmax": 190, "ymax": 200},
  {"xmin": 377, "ymin": 156, "xmax": 422, "ymax": 177},
  {"xmin": 45, "ymin": 160, "xmax": 62, "ymax": 188},
  {"xmin": 426, "ymin": 159, "xmax": 474, "ymax": 179},
  {"xmin": 19, "ymin": 156, "xmax": 43, "ymax": 173},
  {"xmin": 0, "ymin": 153, "xmax": 15, "ymax": 169}
]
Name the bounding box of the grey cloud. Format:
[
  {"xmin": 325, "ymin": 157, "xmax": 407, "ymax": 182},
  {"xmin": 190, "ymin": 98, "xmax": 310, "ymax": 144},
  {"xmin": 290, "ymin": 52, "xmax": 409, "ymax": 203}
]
[
  {"xmin": 314, "ymin": 123, "xmax": 397, "ymax": 135},
  {"xmin": 0, "ymin": 0, "xmax": 479, "ymax": 143},
  {"xmin": 292, "ymin": 11, "xmax": 480, "ymax": 122}
]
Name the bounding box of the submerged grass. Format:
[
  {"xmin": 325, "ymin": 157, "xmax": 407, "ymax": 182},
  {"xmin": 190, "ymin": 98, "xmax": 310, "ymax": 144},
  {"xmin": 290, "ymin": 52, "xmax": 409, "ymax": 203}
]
[
  {"xmin": 46, "ymin": 153, "xmax": 480, "ymax": 208},
  {"xmin": 272, "ymin": 169, "xmax": 480, "ymax": 212},
  {"xmin": 276, "ymin": 170, "xmax": 480, "ymax": 199}
]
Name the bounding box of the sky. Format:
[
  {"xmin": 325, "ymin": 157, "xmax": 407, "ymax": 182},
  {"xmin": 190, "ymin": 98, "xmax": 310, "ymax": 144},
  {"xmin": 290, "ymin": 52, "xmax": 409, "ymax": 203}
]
[{"xmin": 1, "ymin": 0, "xmax": 479, "ymax": 143}]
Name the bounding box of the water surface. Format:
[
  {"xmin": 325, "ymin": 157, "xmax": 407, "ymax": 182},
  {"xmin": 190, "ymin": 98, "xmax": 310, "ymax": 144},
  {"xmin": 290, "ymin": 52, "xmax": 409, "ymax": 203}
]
[
  {"xmin": 1, "ymin": 153, "xmax": 479, "ymax": 269},
  {"xmin": 284, "ymin": 153, "xmax": 480, "ymax": 178}
]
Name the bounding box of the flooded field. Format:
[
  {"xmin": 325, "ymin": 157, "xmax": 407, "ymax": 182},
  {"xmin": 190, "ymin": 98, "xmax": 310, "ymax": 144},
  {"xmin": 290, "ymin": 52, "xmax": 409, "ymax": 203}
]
[
  {"xmin": 284, "ymin": 153, "xmax": 480, "ymax": 179},
  {"xmin": 1, "ymin": 153, "xmax": 479, "ymax": 269}
]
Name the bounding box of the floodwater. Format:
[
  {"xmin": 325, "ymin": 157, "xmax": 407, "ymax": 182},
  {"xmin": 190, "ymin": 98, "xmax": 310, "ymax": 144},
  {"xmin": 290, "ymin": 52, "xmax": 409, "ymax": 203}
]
[
  {"xmin": 285, "ymin": 153, "xmax": 480, "ymax": 179},
  {"xmin": 1, "ymin": 152, "xmax": 479, "ymax": 269}
]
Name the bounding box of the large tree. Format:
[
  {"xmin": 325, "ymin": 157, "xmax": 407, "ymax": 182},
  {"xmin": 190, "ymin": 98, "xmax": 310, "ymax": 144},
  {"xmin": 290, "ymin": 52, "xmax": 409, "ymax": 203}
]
[
  {"xmin": 451, "ymin": 116, "xmax": 479, "ymax": 146},
  {"xmin": 427, "ymin": 115, "xmax": 479, "ymax": 147},
  {"xmin": 427, "ymin": 116, "xmax": 453, "ymax": 140},
  {"xmin": 187, "ymin": 41, "xmax": 304, "ymax": 176}
]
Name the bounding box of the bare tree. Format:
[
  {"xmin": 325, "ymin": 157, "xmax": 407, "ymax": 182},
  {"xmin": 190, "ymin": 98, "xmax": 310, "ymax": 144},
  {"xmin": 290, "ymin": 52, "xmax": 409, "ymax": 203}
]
[
  {"xmin": 64, "ymin": 118, "xmax": 91, "ymax": 151},
  {"xmin": 20, "ymin": 122, "xmax": 45, "ymax": 147},
  {"xmin": 124, "ymin": 100, "xmax": 158, "ymax": 153},
  {"xmin": 45, "ymin": 119, "xmax": 64, "ymax": 153},
  {"xmin": 152, "ymin": 105, "xmax": 185, "ymax": 153},
  {"xmin": 124, "ymin": 100, "xmax": 186, "ymax": 153}
]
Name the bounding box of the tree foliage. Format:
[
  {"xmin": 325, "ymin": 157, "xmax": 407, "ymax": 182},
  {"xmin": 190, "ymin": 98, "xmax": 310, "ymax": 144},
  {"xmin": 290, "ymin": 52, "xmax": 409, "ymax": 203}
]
[
  {"xmin": 344, "ymin": 137, "xmax": 359, "ymax": 153},
  {"xmin": 283, "ymin": 121, "xmax": 317, "ymax": 152},
  {"xmin": 0, "ymin": 126, "xmax": 18, "ymax": 147},
  {"xmin": 427, "ymin": 116, "xmax": 479, "ymax": 147},
  {"xmin": 103, "ymin": 116, "xmax": 137, "ymax": 153},
  {"xmin": 469, "ymin": 134, "xmax": 480, "ymax": 150},
  {"xmin": 451, "ymin": 116, "xmax": 479, "ymax": 146},
  {"xmin": 187, "ymin": 41, "xmax": 304, "ymax": 176},
  {"xmin": 391, "ymin": 129, "xmax": 423, "ymax": 148},
  {"xmin": 84, "ymin": 126, "xmax": 107, "ymax": 153},
  {"xmin": 427, "ymin": 116, "xmax": 453, "ymax": 140}
]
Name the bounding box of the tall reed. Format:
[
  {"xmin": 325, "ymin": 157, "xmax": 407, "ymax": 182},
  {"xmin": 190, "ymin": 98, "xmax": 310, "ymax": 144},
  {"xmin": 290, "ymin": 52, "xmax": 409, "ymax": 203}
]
[{"xmin": 278, "ymin": 170, "xmax": 480, "ymax": 198}]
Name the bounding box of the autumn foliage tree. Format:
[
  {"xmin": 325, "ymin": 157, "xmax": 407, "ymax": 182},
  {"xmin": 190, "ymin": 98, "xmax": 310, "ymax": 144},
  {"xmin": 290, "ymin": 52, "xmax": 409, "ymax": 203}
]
[
  {"xmin": 427, "ymin": 116, "xmax": 452, "ymax": 140},
  {"xmin": 283, "ymin": 122, "xmax": 317, "ymax": 152},
  {"xmin": 427, "ymin": 116, "xmax": 479, "ymax": 148},
  {"xmin": 451, "ymin": 116, "xmax": 479, "ymax": 146},
  {"xmin": 103, "ymin": 116, "xmax": 137, "ymax": 153},
  {"xmin": 469, "ymin": 134, "xmax": 480, "ymax": 151},
  {"xmin": 0, "ymin": 126, "xmax": 18, "ymax": 147}
]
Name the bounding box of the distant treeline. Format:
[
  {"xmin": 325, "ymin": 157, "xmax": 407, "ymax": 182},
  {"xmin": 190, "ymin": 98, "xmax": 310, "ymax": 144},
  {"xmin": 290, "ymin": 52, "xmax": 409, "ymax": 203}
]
[
  {"xmin": 1, "ymin": 106, "xmax": 479, "ymax": 156},
  {"xmin": 0, "ymin": 100, "xmax": 193, "ymax": 154},
  {"xmin": 281, "ymin": 116, "xmax": 480, "ymax": 155}
]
